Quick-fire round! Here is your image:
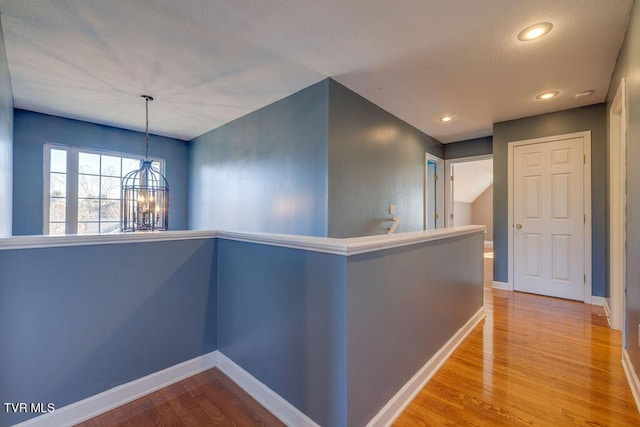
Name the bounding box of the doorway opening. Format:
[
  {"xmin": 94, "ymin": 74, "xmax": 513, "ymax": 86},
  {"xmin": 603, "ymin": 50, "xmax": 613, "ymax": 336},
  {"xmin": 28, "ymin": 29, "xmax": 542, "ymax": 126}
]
[
  {"xmin": 444, "ymin": 155, "xmax": 493, "ymax": 247},
  {"xmin": 425, "ymin": 153, "xmax": 444, "ymax": 230}
]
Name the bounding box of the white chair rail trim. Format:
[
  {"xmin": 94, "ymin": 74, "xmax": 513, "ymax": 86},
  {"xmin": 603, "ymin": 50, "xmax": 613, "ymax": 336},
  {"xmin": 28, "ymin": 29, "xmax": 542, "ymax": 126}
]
[{"xmin": 0, "ymin": 225, "xmax": 485, "ymax": 256}]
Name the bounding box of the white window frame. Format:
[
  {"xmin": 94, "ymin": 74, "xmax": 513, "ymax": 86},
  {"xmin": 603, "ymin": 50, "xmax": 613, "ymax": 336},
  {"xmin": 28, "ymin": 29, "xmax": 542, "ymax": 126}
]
[{"xmin": 43, "ymin": 144, "xmax": 165, "ymax": 235}]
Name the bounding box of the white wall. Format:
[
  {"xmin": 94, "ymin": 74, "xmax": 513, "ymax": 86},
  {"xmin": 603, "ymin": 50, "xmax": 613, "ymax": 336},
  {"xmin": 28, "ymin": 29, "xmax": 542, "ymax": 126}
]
[
  {"xmin": 450, "ymin": 158, "xmax": 492, "ymax": 230},
  {"xmin": 0, "ymin": 16, "xmax": 14, "ymax": 237},
  {"xmin": 454, "ymin": 201, "xmax": 472, "ymax": 226}
]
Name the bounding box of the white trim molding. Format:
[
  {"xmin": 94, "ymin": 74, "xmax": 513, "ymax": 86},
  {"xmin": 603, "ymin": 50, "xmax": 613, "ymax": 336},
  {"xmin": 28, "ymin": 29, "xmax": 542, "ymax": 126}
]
[
  {"xmin": 0, "ymin": 230, "xmax": 218, "ymax": 251},
  {"xmin": 602, "ymin": 299, "xmax": 612, "ymax": 322},
  {"xmin": 492, "ymin": 281, "xmax": 512, "ymax": 291},
  {"xmin": 609, "ymin": 77, "xmax": 627, "ymax": 333},
  {"xmin": 424, "ymin": 153, "xmax": 445, "ymax": 230},
  {"xmin": 216, "ymin": 352, "xmax": 320, "ymax": 427},
  {"xmin": 13, "ymin": 350, "xmax": 318, "ymax": 427},
  {"xmin": 366, "ymin": 307, "xmax": 486, "ymax": 427},
  {"xmin": 14, "ymin": 351, "xmax": 219, "ymax": 427},
  {"xmin": 623, "ymin": 350, "xmax": 640, "ymax": 413},
  {"xmin": 218, "ymin": 225, "xmax": 485, "ymax": 256},
  {"xmin": 1, "ymin": 226, "xmax": 486, "ymax": 256},
  {"xmin": 591, "ymin": 296, "xmax": 611, "ymax": 328},
  {"xmin": 591, "ymin": 296, "xmax": 611, "ymax": 315}
]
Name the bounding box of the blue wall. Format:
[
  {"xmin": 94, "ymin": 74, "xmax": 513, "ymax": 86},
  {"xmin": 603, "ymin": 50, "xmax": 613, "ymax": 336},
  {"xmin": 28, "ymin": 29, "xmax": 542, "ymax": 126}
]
[
  {"xmin": 492, "ymin": 104, "xmax": 607, "ymax": 296},
  {"xmin": 327, "ymin": 80, "xmax": 443, "ymax": 237},
  {"xmin": 346, "ymin": 232, "xmax": 484, "ymax": 425},
  {"xmin": 1, "ymin": 230, "xmax": 484, "ymax": 426},
  {"xmin": 188, "ymin": 78, "xmax": 446, "ymax": 238},
  {"xmin": 0, "ymin": 238, "xmax": 217, "ymax": 426},
  {"xmin": 443, "ymin": 136, "xmax": 493, "ymax": 159},
  {"xmin": 189, "ymin": 80, "xmax": 329, "ymax": 236},
  {"xmin": 0, "ymin": 15, "xmax": 13, "ymax": 237},
  {"xmin": 12, "ymin": 110, "xmax": 189, "ymax": 235},
  {"xmin": 217, "ymin": 239, "xmax": 347, "ymax": 426}
]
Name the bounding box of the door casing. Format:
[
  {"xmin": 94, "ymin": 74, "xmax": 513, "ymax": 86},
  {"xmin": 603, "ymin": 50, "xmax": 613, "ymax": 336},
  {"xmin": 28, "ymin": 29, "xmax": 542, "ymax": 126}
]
[
  {"xmin": 609, "ymin": 78, "xmax": 627, "ymax": 333},
  {"xmin": 425, "ymin": 153, "xmax": 445, "ymax": 230}
]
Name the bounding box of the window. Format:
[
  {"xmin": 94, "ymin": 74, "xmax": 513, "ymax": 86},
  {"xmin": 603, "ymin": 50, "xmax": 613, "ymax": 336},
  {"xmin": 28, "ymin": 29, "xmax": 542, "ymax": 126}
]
[{"xmin": 44, "ymin": 144, "xmax": 163, "ymax": 235}]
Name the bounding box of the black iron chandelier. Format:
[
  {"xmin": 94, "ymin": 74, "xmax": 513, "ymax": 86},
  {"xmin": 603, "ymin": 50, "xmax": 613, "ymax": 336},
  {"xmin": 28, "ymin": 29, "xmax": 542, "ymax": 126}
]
[{"xmin": 121, "ymin": 95, "xmax": 169, "ymax": 232}]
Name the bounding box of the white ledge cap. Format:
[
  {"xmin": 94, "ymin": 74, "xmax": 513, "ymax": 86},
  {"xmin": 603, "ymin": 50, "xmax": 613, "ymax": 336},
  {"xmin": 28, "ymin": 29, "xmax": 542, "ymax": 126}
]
[
  {"xmin": 0, "ymin": 226, "xmax": 485, "ymax": 255},
  {"xmin": 0, "ymin": 230, "xmax": 218, "ymax": 251},
  {"xmin": 218, "ymin": 225, "xmax": 485, "ymax": 255}
]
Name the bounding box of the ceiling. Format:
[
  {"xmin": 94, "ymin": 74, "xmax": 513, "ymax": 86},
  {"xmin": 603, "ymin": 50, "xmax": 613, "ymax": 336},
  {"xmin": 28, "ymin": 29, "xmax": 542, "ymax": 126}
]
[
  {"xmin": 453, "ymin": 159, "xmax": 493, "ymax": 203},
  {"xmin": 0, "ymin": 0, "xmax": 632, "ymax": 143}
]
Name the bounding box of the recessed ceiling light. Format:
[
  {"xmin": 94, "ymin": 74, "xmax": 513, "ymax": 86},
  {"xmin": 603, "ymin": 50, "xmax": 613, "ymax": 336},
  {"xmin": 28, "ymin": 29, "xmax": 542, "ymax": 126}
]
[
  {"xmin": 439, "ymin": 115, "xmax": 453, "ymax": 122},
  {"xmin": 536, "ymin": 91, "xmax": 559, "ymax": 100},
  {"xmin": 575, "ymin": 90, "xmax": 594, "ymax": 99},
  {"xmin": 518, "ymin": 22, "xmax": 553, "ymax": 41}
]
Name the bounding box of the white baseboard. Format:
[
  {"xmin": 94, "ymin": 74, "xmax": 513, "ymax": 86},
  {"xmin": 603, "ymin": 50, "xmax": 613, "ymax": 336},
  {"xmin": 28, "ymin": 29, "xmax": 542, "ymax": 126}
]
[
  {"xmin": 591, "ymin": 296, "xmax": 612, "ymax": 327},
  {"xmin": 13, "ymin": 350, "xmax": 317, "ymax": 427},
  {"xmin": 14, "ymin": 306, "xmax": 486, "ymax": 427},
  {"xmin": 484, "ymin": 241, "xmax": 493, "ymax": 248},
  {"xmin": 492, "ymin": 281, "xmax": 511, "ymax": 291},
  {"xmin": 14, "ymin": 351, "xmax": 219, "ymax": 427},
  {"xmin": 366, "ymin": 306, "xmax": 486, "ymax": 427},
  {"xmin": 623, "ymin": 349, "xmax": 640, "ymax": 413},
  {"xmin": 602, "ymin": 299, "xmax": 611, "ymax": 318},
  {"xmin": 216, "ymin": 352, "xmax": 319, "ymax": 427},
  {"xmin": 602, "ymin": 300, "xmax": 611, "ymax": 328}
]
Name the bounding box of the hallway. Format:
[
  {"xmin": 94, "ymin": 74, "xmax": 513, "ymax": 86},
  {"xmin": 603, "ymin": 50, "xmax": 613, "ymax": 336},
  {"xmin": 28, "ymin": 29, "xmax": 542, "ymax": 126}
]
[
  {"xmin": 394, "ymin": 250, "xmax": 640, "ymax": 425},
  {"xmin": 77, "ymin": 249, "xmax": 640, "ymax": 426}
]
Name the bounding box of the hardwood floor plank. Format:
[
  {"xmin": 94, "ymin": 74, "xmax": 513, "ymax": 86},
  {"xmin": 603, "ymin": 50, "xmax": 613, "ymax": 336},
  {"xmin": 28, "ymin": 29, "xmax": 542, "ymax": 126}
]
[
  {"xmin": 75, "ymin": 368, "xmax": 284, "ymax": 427},
  {"xmin": 394, "ymin": 257, "xmax": 640, "ymax": 426}
]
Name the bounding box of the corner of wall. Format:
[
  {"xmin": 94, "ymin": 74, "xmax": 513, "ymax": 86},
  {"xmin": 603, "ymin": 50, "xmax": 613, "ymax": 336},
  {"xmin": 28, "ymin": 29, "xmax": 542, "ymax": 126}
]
[
  {"xmin": 187, "ymin": 80, "xmax": 331, "ymax": 236},
  {"xmin": 326, "ymin": 80, "xmax": 443, "ymax": 238},
  {"xmin": 0, "ymin": 14, "xmax": 14, "ymax": 237}
]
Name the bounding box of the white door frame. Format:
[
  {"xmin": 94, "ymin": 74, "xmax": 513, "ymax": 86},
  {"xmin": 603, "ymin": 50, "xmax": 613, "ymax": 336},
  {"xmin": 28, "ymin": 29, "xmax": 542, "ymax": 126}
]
[
  {"xmin": 444, "ymin": 154, "xmax": 493, "ymax": 228},
  {"xmin": 507, "ymin": 131, "xmax": 592, "ymax": 303},
  {"xmin": 425, "ymin": 153, "xmax": 445, "ymax": 229},
  {"xmin": 609, "ymin": 78, "xmax": 627, "ymax": 332}
]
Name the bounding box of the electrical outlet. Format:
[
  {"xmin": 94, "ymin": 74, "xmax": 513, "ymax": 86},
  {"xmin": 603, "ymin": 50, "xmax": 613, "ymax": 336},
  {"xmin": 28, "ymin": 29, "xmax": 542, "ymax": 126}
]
[{"xmin": 389, "ymin": 204, "xmax": 396, "ymax": 215}]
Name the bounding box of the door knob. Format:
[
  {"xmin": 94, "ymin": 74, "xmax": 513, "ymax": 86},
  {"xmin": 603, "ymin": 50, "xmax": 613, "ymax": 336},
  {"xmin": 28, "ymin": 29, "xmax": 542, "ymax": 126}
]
[{"xmin": 515, "ymin": 223, "xmax": 523, "ymax": 229}]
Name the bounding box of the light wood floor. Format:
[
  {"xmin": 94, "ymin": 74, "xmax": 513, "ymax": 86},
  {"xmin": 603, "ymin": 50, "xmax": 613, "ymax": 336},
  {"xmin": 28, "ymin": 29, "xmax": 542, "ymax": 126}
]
[
  {"xmin": 79, "ymin": 249, "xmax": 639, "ymax": 426},
  {"xmin": 394, "ymin": 249, "xmax": 640, "ymax": 426}
]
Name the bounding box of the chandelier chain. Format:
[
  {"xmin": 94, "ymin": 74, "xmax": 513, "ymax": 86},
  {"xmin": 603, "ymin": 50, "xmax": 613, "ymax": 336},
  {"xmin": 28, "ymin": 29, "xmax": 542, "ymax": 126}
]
[{"xmin": 145, "ymin": 96, "xmax": 149, "ymax": 160}]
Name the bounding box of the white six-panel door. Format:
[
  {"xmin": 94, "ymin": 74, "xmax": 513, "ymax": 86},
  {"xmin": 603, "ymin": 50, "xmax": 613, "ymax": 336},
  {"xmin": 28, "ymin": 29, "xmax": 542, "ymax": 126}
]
[{"xmin": 513, "ymin": 136, "xmax": 585, "ymax": 301}]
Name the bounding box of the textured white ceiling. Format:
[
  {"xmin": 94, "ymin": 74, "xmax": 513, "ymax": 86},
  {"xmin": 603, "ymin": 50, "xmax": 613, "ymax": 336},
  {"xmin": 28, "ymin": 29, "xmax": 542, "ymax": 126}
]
[
  {"xmin": 0, "ymin": 0, "xmax": 632, "ymax": 142},
  {"xmin": 453, "ymin": 159, "xmax": 493, "ymax": 203}
]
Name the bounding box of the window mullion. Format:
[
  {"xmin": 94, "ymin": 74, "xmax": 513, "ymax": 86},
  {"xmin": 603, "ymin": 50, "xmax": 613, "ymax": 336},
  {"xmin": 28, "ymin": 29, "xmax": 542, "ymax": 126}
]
[
  {"xmin": 67, "ymin": 149, "xmax": 79, "ymax": 234},
  {"xmin": 42, "ymin": 146, "xmax": 52, "ymax": 234}
]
